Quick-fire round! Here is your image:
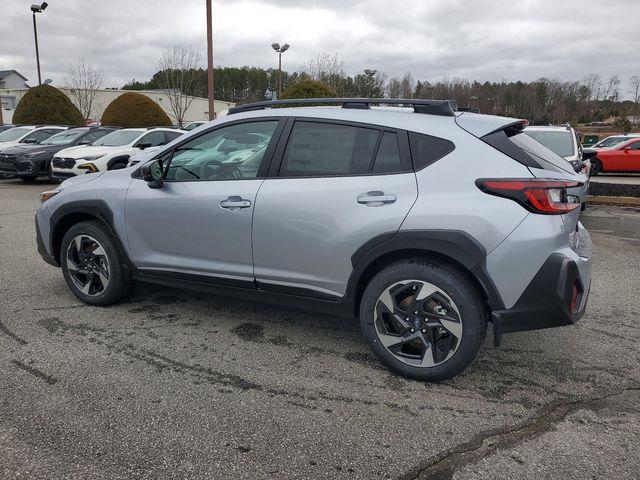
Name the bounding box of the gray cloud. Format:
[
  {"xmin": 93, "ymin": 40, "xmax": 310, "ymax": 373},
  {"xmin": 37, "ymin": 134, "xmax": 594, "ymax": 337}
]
[{"xmin": 1, "ymin": 0, "xmax": 639, "ymax": 97}]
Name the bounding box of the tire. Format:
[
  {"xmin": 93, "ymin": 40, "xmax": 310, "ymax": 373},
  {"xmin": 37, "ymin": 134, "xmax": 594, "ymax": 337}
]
[
  {"xmin": 359, "ymin": 259, "xmax": 487, "ymax": 381},
  {"xmin": 60, "ymin": 221, "xmax": 129, "ymax": 306},
  {"xmin": 591, "ymin": 159, "xmax": 602, "ymax": 175}
]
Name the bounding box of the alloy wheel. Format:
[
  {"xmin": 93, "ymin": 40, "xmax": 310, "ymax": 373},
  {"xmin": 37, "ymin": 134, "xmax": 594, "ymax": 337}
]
[
  {"xmin": 66, "ymin": 234, "xmax": 110, "ymax": 296},
  {"xmin": 374, "ymin": 280, "xmax": 463, "ymax": 368}
]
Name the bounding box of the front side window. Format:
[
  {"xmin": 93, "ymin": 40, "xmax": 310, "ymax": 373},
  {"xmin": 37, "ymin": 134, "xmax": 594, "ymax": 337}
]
[
  {"xmin": 94, "ymin": 130, "xmax": 143, "ymax": 147},
  {"xmin": 165, "ymin": 121, "xmax": 278, "ymax": 181},
  {"xmin": 138, "ymin": 131, "xmax": 166, "ymax": 147},
  {"xmin": 628, "ymin": 141, "xmax": 640, "ymax": 151},
  {"xmin": 524, "ymin": 130, "xmax": 575, "ymax": 157},
  {"xmin": 21, "ymin": 129, "xmax": 54, "ymax": 144},
  {"xmin": 280, "ymin": 121, "xmax": 379, "ymax": 176},
  {"xmin": 42, "ymin": 129, "xmax": 85, "ymax": 145},
  {"xmin": 0, "ymin": 127, "xmax": 32, "ymax": 142}
]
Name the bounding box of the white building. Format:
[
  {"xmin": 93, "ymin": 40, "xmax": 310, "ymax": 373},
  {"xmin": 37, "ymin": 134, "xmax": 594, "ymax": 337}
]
[{"xmin": 1, "ymin": 71, "xmax": 235, "ymax": 125}]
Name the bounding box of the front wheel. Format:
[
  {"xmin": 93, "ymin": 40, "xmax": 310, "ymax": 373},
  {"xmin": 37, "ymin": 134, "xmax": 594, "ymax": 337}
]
[
  {"xmin": 60, "ymin": 221, "xmax": 129, "ymax": 306},
  {"xmin": 359, "ymin": 259, "xmax": 487, "ymax": 381},
  {"xmin": 590, "ymin": 159, "xmax": 602, "ymax": 175}
]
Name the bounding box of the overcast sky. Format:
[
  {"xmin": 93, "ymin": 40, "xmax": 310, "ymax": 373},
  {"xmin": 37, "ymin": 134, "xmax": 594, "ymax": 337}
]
[{"xmin": 2, "ymin": 0, "xmax": 639, "ymax": 97}]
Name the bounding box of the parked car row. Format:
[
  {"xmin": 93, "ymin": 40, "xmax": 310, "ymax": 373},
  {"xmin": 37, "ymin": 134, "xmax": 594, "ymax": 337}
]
[
  {"xmin": 0, "ymin": 125, "xmax": 187, "ymax": 182},
  {"xmin": 581, "ymin": 133, "xmax": 640, "ymax": 175}
]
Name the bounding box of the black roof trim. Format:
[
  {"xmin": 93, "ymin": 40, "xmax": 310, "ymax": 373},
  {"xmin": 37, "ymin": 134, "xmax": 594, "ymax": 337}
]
[{"xmin": 228, "ymin": 98, "xmax": 458, "ymax": 117}]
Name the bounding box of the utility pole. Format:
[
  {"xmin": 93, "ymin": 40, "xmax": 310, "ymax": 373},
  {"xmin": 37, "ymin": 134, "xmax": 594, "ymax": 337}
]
[
  {"xmin": 271, "ymin": 43, "xmax": 290, "ymax": 97},
  {"xmin": 206, "ymin": 0, "xmax": 215, "ymax": 120},
  {"xmin": 31, "ymin": 2, "xmax": 48, "ymax": 86}
]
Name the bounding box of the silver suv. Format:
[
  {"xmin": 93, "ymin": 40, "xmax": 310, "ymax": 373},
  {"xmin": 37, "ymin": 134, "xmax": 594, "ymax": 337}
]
[{"xmin": 35, "ymin": 98, "xmax": 592, "ymax": 381}]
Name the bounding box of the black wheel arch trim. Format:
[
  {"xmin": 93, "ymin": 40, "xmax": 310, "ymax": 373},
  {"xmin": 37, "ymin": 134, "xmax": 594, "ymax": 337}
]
[
  {"xmin": 48, "ymin": 200, "xmax": 133, "ymax": 269},
  {"xmin": 107, "ymin": 155, "xmax": 131, "ymax": 169},
  {"xmin": 347, "ymin": 229, "xmax": 505, "ymax": 312}
]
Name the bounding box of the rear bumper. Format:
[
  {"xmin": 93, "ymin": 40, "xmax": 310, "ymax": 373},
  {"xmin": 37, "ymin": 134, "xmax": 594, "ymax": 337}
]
[{"xmin": 491, "ymin": 227, "xmax": 591, "ymax": 335}]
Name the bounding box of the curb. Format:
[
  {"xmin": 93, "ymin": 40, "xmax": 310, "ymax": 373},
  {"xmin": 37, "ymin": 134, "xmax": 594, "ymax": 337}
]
[{"xmin": 587, "ymin": 195, "xmax": 640, "ymax": 207}]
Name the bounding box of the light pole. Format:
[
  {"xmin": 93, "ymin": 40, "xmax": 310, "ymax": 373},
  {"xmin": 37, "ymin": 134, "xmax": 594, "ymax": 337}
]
[
  {"xmin": 30, "ymin": 2, "xmax": 48, "ymax": 86},
  {"xmin": 364, "ymin": 69, "xmax": 377, "ymax": 97},
  {"xmin": 206, "ymin": 0, "xmax": 215, "ymax": 120},
  {"xmin": 271, "ymin": 43, "xmax": 290, "ymax": 97}
]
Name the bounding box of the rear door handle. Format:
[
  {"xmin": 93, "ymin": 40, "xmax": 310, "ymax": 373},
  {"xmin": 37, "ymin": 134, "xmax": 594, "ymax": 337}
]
[
  {"xmin": 220, "ymin": 196, "xmax": 252, "ymax": 210},
  {"xmin": 357, "ymin": 191, "xmax": 397, "ymax": 206}
]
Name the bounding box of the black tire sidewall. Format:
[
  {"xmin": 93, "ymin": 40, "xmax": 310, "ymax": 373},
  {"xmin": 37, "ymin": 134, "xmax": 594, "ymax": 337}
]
[
  {"xmin": 591, "ymin": 159, "xmax": 602, "ymax": 175},
  {"xmin": 60, "ymin": 221, "xmax": 128, "ymax": 306},
  {"xmin": 359, "ymin": 260, "xmax": 487, "ymax": 381}
]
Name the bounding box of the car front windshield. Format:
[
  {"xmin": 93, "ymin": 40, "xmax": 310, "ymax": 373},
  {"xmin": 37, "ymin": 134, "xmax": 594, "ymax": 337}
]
[
  {"xmin": 93, "ymin": 130, "xmax": 141, "ymax": 147},
  {"xmin": 0, "ymin": 127, "xmax": 32, "ymax": 142},
  {"xmin": 524, "ymin": 130, "xmax": 575, "ymax": 157},
  {"xmin": 42, "ymin": 130, "xmax": 86, "ymax": 145}
]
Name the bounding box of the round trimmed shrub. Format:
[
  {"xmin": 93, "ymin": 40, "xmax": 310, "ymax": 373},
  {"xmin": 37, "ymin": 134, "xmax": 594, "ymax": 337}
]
[
  {"xmin": 280, "ymin": 80, "xmax": 335, "ymax": 100},
  {"xmin": 13, "ymin": 84, "xmax": 84, "ymax": 125},
  {"xmin": 101, "ymin": 92, "xmax": 171, "ymax": 127}
]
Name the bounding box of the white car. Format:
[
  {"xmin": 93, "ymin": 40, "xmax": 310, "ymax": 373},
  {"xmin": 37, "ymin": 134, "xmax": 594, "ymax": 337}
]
[
  {"xmin": 51, "ymin": 127, "xmax": 185, "ymax": 180},
  {"xmin": 0, "ymin": 125, "xmax": 67, "ymax": 150},
  {"xmin": 183, "ymin": 121, "xmax": 207, "ymax": 131},
  {"xmin": 589, "ymin": 133, "xmax": 640, "ymax": 150}
]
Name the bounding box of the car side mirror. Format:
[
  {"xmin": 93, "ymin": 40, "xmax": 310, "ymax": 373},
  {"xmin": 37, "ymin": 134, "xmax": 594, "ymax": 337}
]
[
  {"xmin": 140, "ymin": 159, "xmax": 164, "ymax": 188},
  {"xmin": 138, "ymin": 142, "xmax": 153, "ymax": 150}
]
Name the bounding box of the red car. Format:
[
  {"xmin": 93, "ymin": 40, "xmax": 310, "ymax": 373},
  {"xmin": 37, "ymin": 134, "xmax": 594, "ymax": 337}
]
[{"xmin": 593, "ymin": 138, "xmax": 640, "ymax": 174}]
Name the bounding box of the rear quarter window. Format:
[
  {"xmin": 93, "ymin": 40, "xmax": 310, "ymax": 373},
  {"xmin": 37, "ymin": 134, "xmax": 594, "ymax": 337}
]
[{"xmin": 408, "ymin": 132, "xmax": 455, "ymax": 171}]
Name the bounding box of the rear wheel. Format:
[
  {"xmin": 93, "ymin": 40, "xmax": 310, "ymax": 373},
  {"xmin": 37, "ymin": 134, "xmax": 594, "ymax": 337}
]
[
  {"xmin": 60, "ymin": 221, "xmax": 129, "ymax": 306},
  {"xmin": 590, "ymin": 159, "xmax": 602, "ymax": 175},
  {"xmin": 359, "ymin": 259, "xmax": 487, "ymax": 381}
]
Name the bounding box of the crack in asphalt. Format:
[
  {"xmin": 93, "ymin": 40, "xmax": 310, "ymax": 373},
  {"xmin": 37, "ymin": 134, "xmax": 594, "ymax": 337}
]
[
  {"xmin": 0, "ymin": 319, "xmax": 28, "ymax": 345},
  {"xmin": 11, "ymin": 360, "xmax": 58, "ymax": 385},
  {"xmin": 399, "ymin": 386, "xmax": 640, "ymax": 480}
]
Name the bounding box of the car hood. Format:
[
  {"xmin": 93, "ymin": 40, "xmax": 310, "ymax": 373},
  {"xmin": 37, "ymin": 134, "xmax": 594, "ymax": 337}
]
[
  {"xmin": 59, "ymin": 171, "xmax": 105, "ymax": 188},
  {"xmin": 55, "ymin": 145, "xmax": 116, "ymax": 159},
  {"xmin": 1, "ymin": 143, "xmax": 61, "ymax": 156}
]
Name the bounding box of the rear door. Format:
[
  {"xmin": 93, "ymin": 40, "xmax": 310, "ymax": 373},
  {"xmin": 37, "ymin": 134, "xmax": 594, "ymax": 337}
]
[{"xmin": 252, "ymin": 118, "xmax": 418, "ymax": 298}]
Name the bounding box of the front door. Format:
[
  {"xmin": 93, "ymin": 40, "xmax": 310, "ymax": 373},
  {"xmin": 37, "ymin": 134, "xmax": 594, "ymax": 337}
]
[
  {"xmin": 252, "ymin": 119, "xmax": 418, "ymax": 298},
  {"xmin": 125, "ymin": 119, "xmax": 282, "ymax": 283}
]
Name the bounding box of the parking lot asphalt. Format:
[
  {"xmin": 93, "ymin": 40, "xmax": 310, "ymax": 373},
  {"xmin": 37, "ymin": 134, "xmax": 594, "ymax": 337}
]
[{"xmin": 1, "ymin": 178, "xmax": 639, "ymax": 480}]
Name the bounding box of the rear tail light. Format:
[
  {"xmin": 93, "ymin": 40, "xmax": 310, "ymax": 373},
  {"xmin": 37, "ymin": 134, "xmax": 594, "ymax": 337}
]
[{"xmin": 476, "ymin": 178, "xmax": 582, "ymax": 215}]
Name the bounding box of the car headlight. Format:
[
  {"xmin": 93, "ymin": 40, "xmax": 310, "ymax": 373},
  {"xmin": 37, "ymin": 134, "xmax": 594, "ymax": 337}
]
[{"xmin": 40, "ymin": 190, "xmax": 60, "ymax": 203}]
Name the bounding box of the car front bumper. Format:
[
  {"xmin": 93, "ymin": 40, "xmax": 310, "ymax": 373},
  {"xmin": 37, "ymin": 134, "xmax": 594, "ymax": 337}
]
[{"xmin": 35, "ymin": 214, "xmax": 58, "ymax": 267}]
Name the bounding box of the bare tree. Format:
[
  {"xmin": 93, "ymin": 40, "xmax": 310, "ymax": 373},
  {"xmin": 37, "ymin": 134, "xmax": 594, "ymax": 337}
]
[
  {"xmin": 304, "ymin": 52, "xmax": 344, "ymax": 92},
  {"xmin": 157, "ymin": 45, "xmax": 203, "ymax": 127},
  {"xmin": 399, "ymin": 72, "xmax": 415, "ymax": 98},
  {"xmin": 64, "ymin": 57, "xmax": 105, "ymax": 121},
  {"xmin": 630, "ymin": 75, "xmax": 640, "ymax": 125},
  {"xmin": 602, "ymin": 74, "xmax": 621, "ymax": 102},
  {"xmin": 582, "ymin": 73, "xmax": 602, "ymax": 103}
]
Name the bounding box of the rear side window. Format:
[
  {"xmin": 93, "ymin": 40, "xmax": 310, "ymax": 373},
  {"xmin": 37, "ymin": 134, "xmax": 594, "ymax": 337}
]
[
  {"xmin": 524, "ymin": 130, "xmax": 575, "ymax": 157},
  {"xmin": 165, "ymin": 131, "xmax": 183, "ymax": 143},
  {"xmin": 408, "ymin": 132, "xmax": 455, "ymax": 170},
  {"xmin": 280, "ymin": 121, "xmax": 379, "ymax": 176},
  {"xmin": 372, "ymin": 132, "xmax": 402, "ymax": 173}
]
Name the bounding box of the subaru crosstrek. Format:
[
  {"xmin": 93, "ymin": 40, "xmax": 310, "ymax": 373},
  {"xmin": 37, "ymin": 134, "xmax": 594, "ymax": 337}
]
[{"xmin": 35, "ymin": 98, "xmax": 592, "ymax": 381}]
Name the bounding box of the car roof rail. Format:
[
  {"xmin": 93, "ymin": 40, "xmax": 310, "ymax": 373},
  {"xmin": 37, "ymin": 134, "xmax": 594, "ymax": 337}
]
[{"xmin": 227, "ymin": 98, "xmax": 458, "ymax": 117}]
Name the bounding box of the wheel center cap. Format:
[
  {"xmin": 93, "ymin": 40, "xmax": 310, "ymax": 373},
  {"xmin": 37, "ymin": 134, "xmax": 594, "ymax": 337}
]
[{"xmin": 413, "ymin": 318, "xmax": 422, "ymax": 329}]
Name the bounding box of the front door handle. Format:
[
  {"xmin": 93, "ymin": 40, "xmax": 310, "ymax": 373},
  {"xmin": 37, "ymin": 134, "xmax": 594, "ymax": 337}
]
[
  {"xmin": 357, "ymin": 191, "xmax": 397, "ymax": 206},
  {"xmin": 220, "ymin": 196, "xmax": 252, "ymax": 210}
]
